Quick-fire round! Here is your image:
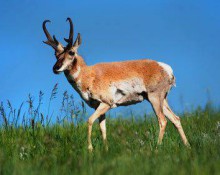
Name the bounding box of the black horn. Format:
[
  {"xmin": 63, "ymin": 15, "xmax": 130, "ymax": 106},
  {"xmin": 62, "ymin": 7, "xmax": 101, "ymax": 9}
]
[
  {"xmin": 43, "ymin": 20, "xmax": 53, "ymax": 41},
  {"xmin": 42, "ymin": 20, "xmax": 59, "ymax": 49},
  {"xmin": 64, "ymin": 17, "xmax": 74, "ymax": 49}
]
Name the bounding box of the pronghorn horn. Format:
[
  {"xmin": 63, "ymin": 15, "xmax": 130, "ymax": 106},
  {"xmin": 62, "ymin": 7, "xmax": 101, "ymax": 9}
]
[
  {"xmin": 43, "ymin": 20, "xmax": 52, "ymax": 40},
  {"xmin": 42, "ymin": 20, "xmax": 59, "ymax": 49},
  {"xmin": 64, "ymin": 17, "xmax": 74, "ymax": 49},
  {"xmin": 53, "ymin": 35, "xmax": 59, "ymax": 45},
  {"xmin": 73, "ymin": 33, "xmax": 82, "ymax": 47}
]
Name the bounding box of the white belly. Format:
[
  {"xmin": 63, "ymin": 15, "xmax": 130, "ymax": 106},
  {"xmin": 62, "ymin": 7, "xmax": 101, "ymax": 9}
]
[{"xmin": 109, "ymin": 78, "xmax": 146, "ymax": 107}]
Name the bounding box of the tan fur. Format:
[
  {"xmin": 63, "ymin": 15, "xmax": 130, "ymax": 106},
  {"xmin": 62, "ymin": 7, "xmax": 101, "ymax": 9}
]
[
  {"xmin": 63, "ymin": 55, "xmax": 189, "ymax": 150},
  {"xmin": 65, "ymin": 56, "xmax": 170, "ymax": 108},
  {"xmin": 62, "ymin": 54, "xmax": 190, "ymax": 150}
]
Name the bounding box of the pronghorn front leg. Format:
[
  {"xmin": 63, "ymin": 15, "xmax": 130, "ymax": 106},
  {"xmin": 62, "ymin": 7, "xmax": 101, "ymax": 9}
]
[
  {"xmin": 99, "ymin": 114, "xmax": 108, "ymax": 150},
  {"xmin": 88, "ymin": 103, "xmax": 110, "ymax": 151}
]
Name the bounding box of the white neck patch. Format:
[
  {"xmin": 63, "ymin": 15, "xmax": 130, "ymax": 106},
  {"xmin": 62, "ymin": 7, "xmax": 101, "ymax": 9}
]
[{"xmin": 73, "ymin": 66, "xmax": 81, "ymax": 79}]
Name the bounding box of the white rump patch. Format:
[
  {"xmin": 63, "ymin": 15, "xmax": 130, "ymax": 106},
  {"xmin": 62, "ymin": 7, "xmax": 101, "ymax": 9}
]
[{"xmin": 158, "ymin": 62, "xmax": 174, "ymax": 78}]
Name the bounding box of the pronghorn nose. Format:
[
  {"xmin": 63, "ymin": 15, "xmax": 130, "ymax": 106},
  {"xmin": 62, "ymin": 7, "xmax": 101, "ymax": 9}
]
[
  {"xmin": 53, "ymin": 59, "xmax": 64, "ymax": 73},
  {"xmin": 53, "ymin": 64, "xmax": 62, "ymax": 74}
]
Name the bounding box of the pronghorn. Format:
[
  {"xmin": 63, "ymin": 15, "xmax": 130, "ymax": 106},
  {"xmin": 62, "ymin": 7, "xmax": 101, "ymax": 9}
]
[{"xmin": 43, "ymin": 17, "xmax": 190, "ymax": 151}]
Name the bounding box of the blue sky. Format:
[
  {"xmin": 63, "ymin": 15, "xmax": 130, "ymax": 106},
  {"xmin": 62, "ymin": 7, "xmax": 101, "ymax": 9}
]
[{"xmin": 0, "ymin": 0, "xmax": 220, "ymax": 116}]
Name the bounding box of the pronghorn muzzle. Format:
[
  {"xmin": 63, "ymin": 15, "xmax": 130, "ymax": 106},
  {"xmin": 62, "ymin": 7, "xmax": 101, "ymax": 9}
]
[{"xmin": 53, "ymin": 59, "xmax": 63, "ymax": 74}]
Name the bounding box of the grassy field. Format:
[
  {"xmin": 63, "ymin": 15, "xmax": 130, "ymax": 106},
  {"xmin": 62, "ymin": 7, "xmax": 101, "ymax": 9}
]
[
  {"xmin": 0, "ymin": 87, "xmax": 220, "ymax": 175},
  {"xmin": 0, "ymin": 109, "xmax": 220, "ymax": 174}
]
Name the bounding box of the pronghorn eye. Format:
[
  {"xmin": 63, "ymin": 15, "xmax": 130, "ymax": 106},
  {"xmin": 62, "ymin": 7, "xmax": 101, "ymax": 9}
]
[{"xmin": 69, "ymin": 51, "xmax": 75, "ymax": 56}]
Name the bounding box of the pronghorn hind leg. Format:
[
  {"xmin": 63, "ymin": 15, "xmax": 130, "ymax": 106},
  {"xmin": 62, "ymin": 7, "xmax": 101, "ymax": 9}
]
[
  {"xmin": 88, "ymin": 103, "xmax": 110, "ymax": 151},
  {"xmin": 163, "ymin": 99, "xmax": 190, "ymax": 147},
  {"xmin": 148, "ymin": 93, "xmax": 167, "ymax": 145},
  {"xmin": 99, "ymin": 114, "xmax": 108, "ymax": 150}
]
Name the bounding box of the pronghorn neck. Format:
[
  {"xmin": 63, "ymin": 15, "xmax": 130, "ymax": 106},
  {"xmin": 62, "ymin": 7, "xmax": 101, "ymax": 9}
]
[
  {"xmin": 74, "ymin": 55, "xmax": 87, "ymax": 68},
  {"xmin": 64, "ymin": 55, "xmax": 90, "ymax": 104},
  {"xmin": 64, "ymin": 55, "xmax": 86, "ymax": 82}
]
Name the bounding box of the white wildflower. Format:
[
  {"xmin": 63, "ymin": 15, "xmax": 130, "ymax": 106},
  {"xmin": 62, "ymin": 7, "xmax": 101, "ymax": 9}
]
[
  {"xmin": 19, "ymin": 146, "xmax": 28, "ymax": 160},
  {"xmin": 138, "ymin": 139, "xmax": 145, "ymax": 146},
  {"xmin": 216, "ymin": 121, "xmax": 220, "ymax": 130},
  {"xmin": 202, "ymin": 132, "xmax": 208, "ymax": 139}
]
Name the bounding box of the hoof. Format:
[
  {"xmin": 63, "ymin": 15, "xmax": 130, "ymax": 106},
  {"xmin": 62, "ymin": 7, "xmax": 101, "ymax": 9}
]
[
  {"xmin": 185, "ymin": 142, "xmax": 191, "ymax": 149},
  {"xmin": 104, "ymin": 145, "xmax": 109, "ymax": 152},
  {"xmin": 157, "ymin": 140, "xmax": 162, "ymax": 146},
  {"xmin": 88, "ymin": 145, "xmax": 93, "ymax": 152}
]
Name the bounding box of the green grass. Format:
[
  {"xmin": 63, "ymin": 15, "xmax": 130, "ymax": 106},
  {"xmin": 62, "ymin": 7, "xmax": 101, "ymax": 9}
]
[{"xmin": 0, "ymin": 110, "xmax": 220, "ymax": 175}]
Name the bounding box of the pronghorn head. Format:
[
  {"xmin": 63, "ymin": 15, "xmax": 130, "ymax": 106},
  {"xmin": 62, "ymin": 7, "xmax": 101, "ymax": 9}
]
[{"xmin": 43, "ymin": 17, "xmax": 81, "ymax": 74}]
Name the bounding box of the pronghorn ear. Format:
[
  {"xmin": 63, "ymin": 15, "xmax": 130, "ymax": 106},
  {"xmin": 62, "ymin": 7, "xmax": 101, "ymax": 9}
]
[{"xmin": 73, "ymin": 33, "xmax": 82, "ymax": 48}]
